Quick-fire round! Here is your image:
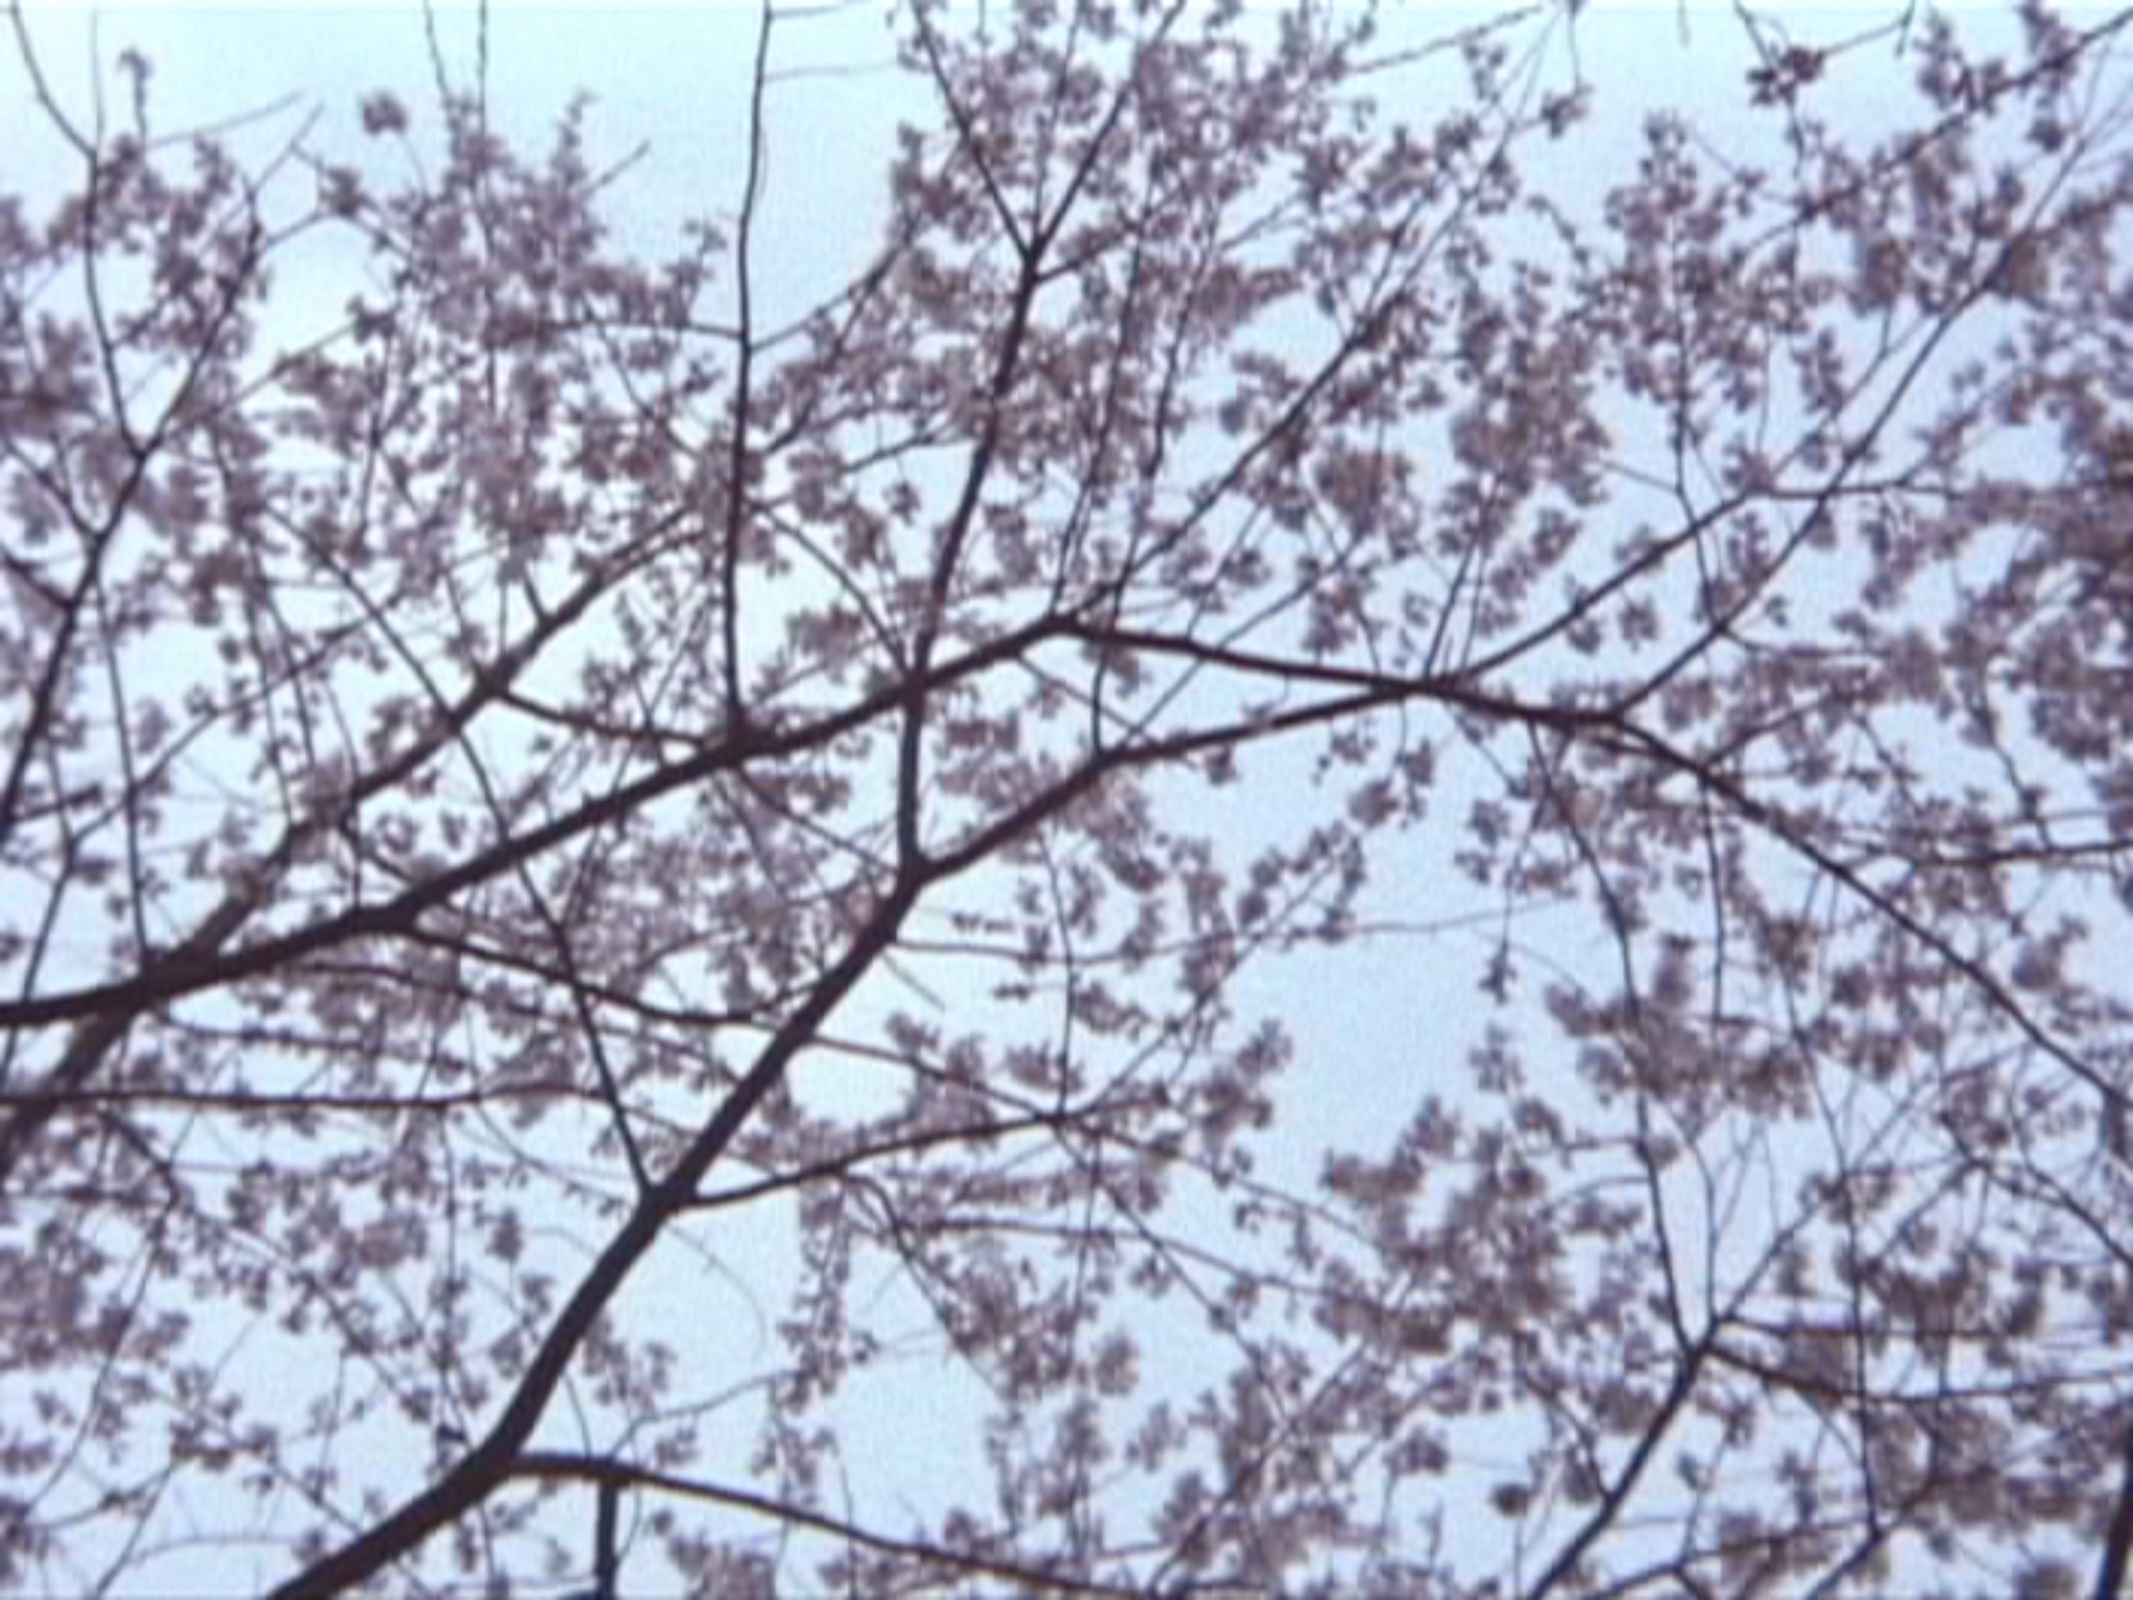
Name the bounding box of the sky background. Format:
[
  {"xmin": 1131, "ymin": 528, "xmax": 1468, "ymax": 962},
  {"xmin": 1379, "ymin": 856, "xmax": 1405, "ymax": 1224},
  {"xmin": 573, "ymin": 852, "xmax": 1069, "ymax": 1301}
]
[{"xmin": 4, "ymin": 2, "xmax": 2107, "ymax": 1595}]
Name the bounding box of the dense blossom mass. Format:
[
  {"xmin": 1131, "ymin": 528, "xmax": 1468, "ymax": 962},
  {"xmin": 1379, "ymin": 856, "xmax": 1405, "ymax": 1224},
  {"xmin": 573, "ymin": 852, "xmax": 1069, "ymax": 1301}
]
[{"xmin": 4, "ymin": 0, "xmax": 2133, "ymax": 1594}]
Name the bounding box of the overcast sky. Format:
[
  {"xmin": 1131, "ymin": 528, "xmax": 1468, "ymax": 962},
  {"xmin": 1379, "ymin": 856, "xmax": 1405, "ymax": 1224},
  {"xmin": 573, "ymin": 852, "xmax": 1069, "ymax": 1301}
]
[{"xmin": 4, "ymin": 3, "xmax": 2097, "ymax": 1594}]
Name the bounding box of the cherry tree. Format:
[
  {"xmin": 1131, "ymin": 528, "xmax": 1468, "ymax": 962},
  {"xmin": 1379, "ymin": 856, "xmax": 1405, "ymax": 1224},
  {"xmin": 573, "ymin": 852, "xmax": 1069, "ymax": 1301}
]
[{"xmin": 5, "ymin": 0, "xmax": 2133, "ymax": 1594}]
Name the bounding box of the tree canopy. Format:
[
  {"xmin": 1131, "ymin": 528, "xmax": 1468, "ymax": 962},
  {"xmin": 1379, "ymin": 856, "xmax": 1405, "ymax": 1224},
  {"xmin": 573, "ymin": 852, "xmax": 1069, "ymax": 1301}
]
[{"xmin": 4, "ymin": 1, "xmax": 2133, "ymax": 1595}]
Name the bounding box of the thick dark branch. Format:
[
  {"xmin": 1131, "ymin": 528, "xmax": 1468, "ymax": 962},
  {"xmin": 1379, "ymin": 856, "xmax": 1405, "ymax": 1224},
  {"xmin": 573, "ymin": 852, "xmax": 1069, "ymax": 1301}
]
[
  {"xmin": 2097, "ymin": 1423, "xmax": 2133, "ymax": 1600},
  {"xmin": 0, "ymin": 615, "xmax": 1063, "ymax": 1034},
  {"xmin": 266, "ymin": 866, "xmax": 926, "ymax": 1598},
  {"xmin": 0, "ymin": 519, "xmax": 707, "ymax": 1185},
  {"xmin": 512, "ymin": 1451, "xmax": 1150, "ymax": 1599}
]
